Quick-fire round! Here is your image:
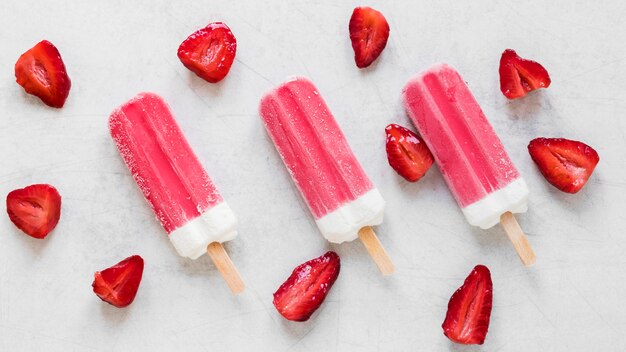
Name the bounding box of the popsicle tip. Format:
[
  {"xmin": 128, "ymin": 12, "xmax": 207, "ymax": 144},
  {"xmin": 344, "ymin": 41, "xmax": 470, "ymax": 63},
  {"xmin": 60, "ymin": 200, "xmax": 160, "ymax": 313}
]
[
  {"xmin": 284, "ymin": 75, "xmax": 307, "ymax": 83},
  {"xmin": 108, "ymin": 92, "xmax": 172, "ymax": 132},
  {"xmin": 111, "ymin": 92, "xmax": 165, "ymax": 111},
  {"xmin": 275, "ymin": 76, "xmax": 316, "ymax": 90},
  {"xmin": 409, "ymin": 63, "xmax": 460, "ymax": 83},
  {"xmin": 259, "ymin": 76, "xmax": 318, "ymax": 120}
]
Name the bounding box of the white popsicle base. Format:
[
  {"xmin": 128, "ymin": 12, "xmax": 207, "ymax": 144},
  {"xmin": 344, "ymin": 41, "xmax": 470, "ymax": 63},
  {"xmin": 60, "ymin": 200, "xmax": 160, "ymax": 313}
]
[
  {"xmin": 461, "ymin": 178, "xmax": 529, "ymax": 229},
  {"xmin": 169, "ymin": 202, "xmax": 238, "ymax": 259},
  {"xmin": 315, "ymin": 189, "xmax": 385, "ymax": 243}
]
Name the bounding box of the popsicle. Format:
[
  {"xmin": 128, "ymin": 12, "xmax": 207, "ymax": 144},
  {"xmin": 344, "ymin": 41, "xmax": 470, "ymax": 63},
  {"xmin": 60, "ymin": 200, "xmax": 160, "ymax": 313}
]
[
  {"xmin": 109, "ymin": 92, "xmax": 245, "ymax": 293},
  {"xmin": 260, "ymin": 77, "xmax": 394, "ymax": 275},
  {"xmin": 403, "ymin": 64, "xmax": 536, "ymax": 266}
]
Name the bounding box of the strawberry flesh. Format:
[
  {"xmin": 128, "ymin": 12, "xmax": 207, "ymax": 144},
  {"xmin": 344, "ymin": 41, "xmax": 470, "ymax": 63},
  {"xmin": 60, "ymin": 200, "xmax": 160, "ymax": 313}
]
[
  {"xmin": 442, "ymin": 265, "xmax": 493, "ymax": 345},
  {"xmin": 15, "ymin": 40, "xmax": 71, "ymax": 108},
  {"xmin": 92, "ymin": 255, "xmax": 144, "ymax": 308},
  {"xmin": 177, "ymin": 22, "xmax": 237, "ymax": 83},
  {"xmin": 499, "ymin": 49, "xmax": 550, "ymax": 99},
  {"xmin": 528, "ymin": 137, "xmax": 599, "ymax": 193},
  {"xmin": 6, "ymin": 184, "xmax": 62, "ymax": 239},
  {"xmin": 385, "ymin": 124, "xmax": 433, "ymax": 182},
  {"xmin": 349, "ymin": 7, "xmax": 390, "ymax": 68},
  {"xmin": 273, "ymin": 251, "xmax": 340, "ymax": 322}
]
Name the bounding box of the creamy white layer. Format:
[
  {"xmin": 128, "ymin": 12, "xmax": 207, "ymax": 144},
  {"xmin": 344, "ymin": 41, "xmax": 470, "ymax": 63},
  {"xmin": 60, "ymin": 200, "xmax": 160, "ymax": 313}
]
[
  {"xmin": 461, "ymin": 178, "xmax": 529, "ymax": 229},
  {"xmin": 315, "ymin": 189, "xmax": 385, "ymax": 243},
  {"xmin": 169, "ymin": 202, "xmax": 238, "ymax": 259}
]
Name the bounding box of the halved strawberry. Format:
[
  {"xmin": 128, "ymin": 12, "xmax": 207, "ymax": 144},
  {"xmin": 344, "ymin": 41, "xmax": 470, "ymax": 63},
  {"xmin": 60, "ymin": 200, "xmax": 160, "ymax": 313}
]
[
  {"xmin": 349, "ymin": 7, "xmax": 390, "ymax": 68},
  {"xmin": 499, "ymin": 49, "xmax": 550, "ymax": 99},
  {"xmin": 273, "ymin": 251, "xmax": 340, "ymax": 322},
  {"xmin": 15, "ymin": 40, "xmax": 71, "ymax": 108},
  {"xmin": 177, "ymin": 22, "xmax": 237, "ymax": 83},
  {"xmin": 442, "ymin": 265, "xmax": 493, "ymax": 345},
  {"xmin": 6, "ymin": 184, "xmax": 62, "ymax": 239},
  {"xmin": 92, "ymin": 255, "xmax": 144, "ymax": 308},
  {"xmin": 528, "ymin": 137, "xmax": 599, "ymax": 193},
  {"xmin": 385, "ymin": 124, "xmax": 433, "ymax": 182}
]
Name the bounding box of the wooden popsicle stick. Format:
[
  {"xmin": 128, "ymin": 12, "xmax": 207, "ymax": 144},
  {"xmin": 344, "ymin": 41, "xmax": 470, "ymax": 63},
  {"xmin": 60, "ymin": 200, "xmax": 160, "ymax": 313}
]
[
  {"xmin": 206, "ymin": 242, "xmax": 245, "ymax": 294},
  {"xmin": 499, "ymin": 212, "xmax": 536, "ymax": 267},
  {"xmin": 358, "ymin": 226, "xmax": 395, "ymax": 276}
]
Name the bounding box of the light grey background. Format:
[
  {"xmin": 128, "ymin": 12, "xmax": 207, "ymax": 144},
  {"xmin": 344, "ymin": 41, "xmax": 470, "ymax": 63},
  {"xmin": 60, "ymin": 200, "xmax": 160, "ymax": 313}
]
[{"xmin": 1, "ymin": 1, "xmax": 625, "ymax": 351}]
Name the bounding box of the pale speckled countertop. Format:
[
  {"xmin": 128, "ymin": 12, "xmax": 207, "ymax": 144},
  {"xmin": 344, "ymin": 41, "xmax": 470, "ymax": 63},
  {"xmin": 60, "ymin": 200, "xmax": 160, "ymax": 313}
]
[{"xmin": 1, "ymin": 1, "xmax": 625, "ymax": 351}]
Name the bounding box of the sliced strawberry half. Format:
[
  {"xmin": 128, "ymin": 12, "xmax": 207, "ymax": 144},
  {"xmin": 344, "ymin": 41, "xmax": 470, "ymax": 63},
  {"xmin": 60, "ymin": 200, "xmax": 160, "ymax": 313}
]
[
  {"xmin": 442, "ymin": 265, "xmax": 493, "ymax": 345},
  {"xmin": 349, "ymin": 7, "xmax": 390, "ymax": 68},
  {"xmin": 92, "ymin": 255, "xmax": 144, "ymax": 308},
  {"xmin": 6, "ymin": 184, "xmax": 62, "ymax": 239},
  {"xmin": 273, "ymin": 251, "xmax": 340, "ymax": 322},
  {"xmin": 528, "ymin": 137, "xmax": 599, "ymax": 193},
  {"xmin": 499, "ymin": 49, "xmax": 550, "ymax": 99},
  {"xmin": 177, "ymin": 22, "xmax": 237, "ymax": 83},
  {"xmin": 386, "ymin": 124, "xmax": 434, "ymax": 182},
  {"xmin": 15, "ymin": 40, "xmax": 71, "ymax": 108}
]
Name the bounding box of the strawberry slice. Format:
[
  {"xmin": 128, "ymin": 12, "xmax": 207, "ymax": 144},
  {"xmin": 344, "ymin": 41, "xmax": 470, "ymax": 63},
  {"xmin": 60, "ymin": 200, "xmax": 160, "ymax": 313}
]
[
  {"xmin": 528, "ymin": 137, "xmax": 599, "ymax": 193},
  {"xmin": 273, "ymin": 251, "xmax": 340, "ymax": 322},
  {"xmin": 499, "ymin": 49, "xmax": 550, "ymax": 99},
  {"xmin": 6, "ymin": 184, "xmax": 62, "ymax": 239},
  {"xmin": 349, "ymin": 6, "xmax": 390, "ymax": 68},
  {"xmin": 385, "ymin": 124, "xmax": 434, "ymax": 182},
  {"xmin": 15, "ymin": 40, "xmax": 71, "ymax": 108},
  {"xmin": 442, "ymin": 265, "xmax": 493, "ymax": 345},
  {"xmin": 92, "ymin": 255, "xmax": 144, "ymax": 308},
  {"xmin": 177, "ymin": 22, "xmax": 237, "ymax": 83}
]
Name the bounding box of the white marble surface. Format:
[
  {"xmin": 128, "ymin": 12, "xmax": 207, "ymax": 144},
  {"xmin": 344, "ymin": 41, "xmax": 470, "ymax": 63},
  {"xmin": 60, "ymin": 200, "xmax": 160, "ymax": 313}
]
[{"xmin": 1, "ymin": 1, "xmax": 625, "ymax": 351}]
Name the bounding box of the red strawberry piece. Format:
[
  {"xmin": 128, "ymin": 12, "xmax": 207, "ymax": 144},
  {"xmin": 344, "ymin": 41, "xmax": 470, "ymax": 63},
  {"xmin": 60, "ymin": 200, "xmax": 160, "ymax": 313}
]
[
  {"xmin": 528, "ymin": 137, "xmax": 599, "ymax": 193},
  {"xmin": 349, "ymin": 6, "xmax": 390, "ymax": 68},
  {"xmin": 92, "ymin": 255, "xmax": 144, "ymax": 308},
  {"xmin": 499, "ymin": 49, "xmax": 550, "ymax": 99},
  {"xmin": 273, "ymin": 251, "xmax": 340, "ymax": 322},
  {"xmin": 442, "ymin": 265, "xmax": 493, "ymax": 345},
  {"xmin": 6, "ymin": 184, "xmax": 62, "ymax": 239},
  {"xmin": 385, "ymin": 124, "xmax": 434, "ymax": 182},
  {"xmin": 177, "ymin": 22, "xmax": 237, "ymax": 83},
  {"xmin": 15, "ymin": 40, "xmax": 71, "ymax": 108}
]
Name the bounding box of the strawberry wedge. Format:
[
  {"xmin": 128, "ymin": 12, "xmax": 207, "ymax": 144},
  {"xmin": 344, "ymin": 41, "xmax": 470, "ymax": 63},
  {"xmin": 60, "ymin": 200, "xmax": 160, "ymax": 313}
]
[
  {"xmin": 442, "ymin": 265, "xmax": 493, "ymax": 345},
  {"xmin": 15, "ymin": 40, "xmax": 71, "ymax": 108},
  {"xmin": 499, "ymin": 49, "xmax": 550, "ymax": 99},
  {"xmin": 6, "ymin": 184, "xmax": 62, "ymax": 239},
  {"xmin": 177, "ymin": 22, "xmax": 237, "ymax": 83},
  {"xmin": 528, "ymin": 137, "xmax": 599, "ymax": 193},
  {"xmin": 385, "ymin": 124, "xmax": 433, "ymax": 182},
  {"xmin": 273, "ymin": 251, "xmax": 340, "ymax": 322},
  {"xmin": 92, "ymin": 255, "xmax": 144, "ymax": 308},
  {"xmin": 349, "ymin": 7, "xmax": 390, "ymax": 68}
]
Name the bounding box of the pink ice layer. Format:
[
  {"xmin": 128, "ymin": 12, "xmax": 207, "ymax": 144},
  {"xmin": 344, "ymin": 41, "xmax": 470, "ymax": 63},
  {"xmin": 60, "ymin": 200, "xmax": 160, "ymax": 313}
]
[
  {"xmin": 260, "ymin": 77, "xmax": 374, "ymax": 219},
  {"xmin": 403, "ymin": 64, "xmax": 520, "ymax": 207},
  {"xmin": 109, "ymin": 92, "xmax": 222, "ymax": 234}
]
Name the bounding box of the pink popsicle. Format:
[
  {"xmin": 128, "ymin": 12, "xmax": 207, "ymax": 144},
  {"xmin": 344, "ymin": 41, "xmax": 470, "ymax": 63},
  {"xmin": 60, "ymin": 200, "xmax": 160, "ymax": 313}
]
[
  {"xmin": 109, "ymin": 92, "xmax": 244, "ymax": 292},
  {"xmin": 260, "ymin": 78, "xmax": 376, "ymax": 220},
  {"xmin": 403, "ymin": 64, "xmax": 535, "ymax": 265},
  {"xmin": 260, "ymin": 77, "xmax": 393, "ymax": 274},
  {"xmin": 109, "ymin": 93, "xmax": 223, "ymax": 234}
]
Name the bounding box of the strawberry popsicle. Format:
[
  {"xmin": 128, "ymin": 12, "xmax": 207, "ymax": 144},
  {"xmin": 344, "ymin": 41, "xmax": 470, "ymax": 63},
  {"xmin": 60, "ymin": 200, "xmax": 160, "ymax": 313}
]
[
  {"xmin": 403, "ymin": 64, "xmax": 535, "ymax": 266},
  {"xmin": 260, "ymin": 77, "xmax": 394, "ymax": 275},
  {"xmin": 109, "ymin": 92, "xmax": 244, "ymax": 292}
]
